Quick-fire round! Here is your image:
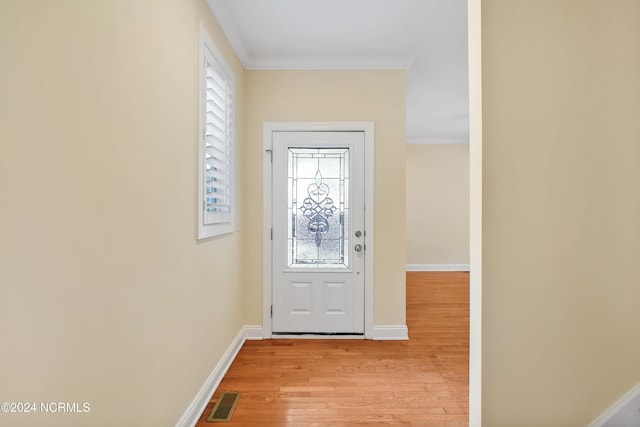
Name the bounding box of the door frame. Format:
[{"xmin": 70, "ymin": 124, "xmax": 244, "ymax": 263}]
[
  {"xmin": 468, "ymin": 1, "xmax": 482, "ymax": 425},
  {"xmin": 262, "ymin": 121, "xmax": 375, "ymax": 339}
]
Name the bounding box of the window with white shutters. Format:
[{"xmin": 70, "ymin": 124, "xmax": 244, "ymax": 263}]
[{"xmin": 198, "ymin": 27, "xmax": 234, "ymax": 239}]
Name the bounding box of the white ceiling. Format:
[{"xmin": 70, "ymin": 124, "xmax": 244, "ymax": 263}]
[{"xmin": 208, "ymin": 0, "xmax": 469, "ymax": 144}]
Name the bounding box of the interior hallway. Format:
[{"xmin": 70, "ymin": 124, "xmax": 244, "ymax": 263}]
[{"xmin": 196, "ymin": 271, "xmax": 469, "ymax": 426}]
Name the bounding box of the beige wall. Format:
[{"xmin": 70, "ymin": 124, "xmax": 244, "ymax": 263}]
[
  {"xmin": 0, "ymin": 1, "xmax": 245, "ymax": 425},
  {"xmin": 243, "ymin": 70, "xmax": 407, "ymax": 326},
  {"xmin": 482, "ymin": 1, "xmax": 640, "ymax": 425},
  {"xmin": 406, "ymin": 144, "xmax": 469, "ymax": 266}
]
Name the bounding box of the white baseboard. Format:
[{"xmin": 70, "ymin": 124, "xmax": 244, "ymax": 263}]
[
  {"xmin": 373, "ymin": 325, "xmax": 408, "ymax": 340},
  {"xmin": 243, "ymin": 325, "xmax": 264, "ymax": 340},
  {"xmin": 406, "ymin": 264, "xmax": 470, "ymax": 272},
  {"xmin": 588, "ymin": 383, "xmax": 640, "ymax": 427},
  {"xmin": 175, "ymin": 326, "xmax": 263, "ymax": 427}
]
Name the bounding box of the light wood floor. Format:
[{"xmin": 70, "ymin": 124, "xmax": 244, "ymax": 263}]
[{"xmin": 196, "ymin": 271, "xmax": 469, "ymax": 426}]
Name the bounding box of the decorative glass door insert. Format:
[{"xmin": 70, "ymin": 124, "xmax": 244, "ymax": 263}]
[{"xmin": 287, "ymin": 148, "xmax": 349, "ymax": 268}]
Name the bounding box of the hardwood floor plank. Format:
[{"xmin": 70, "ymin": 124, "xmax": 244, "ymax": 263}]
[{"xmin": 195, "ymin": 272, "xmax": 469, "ymax": 426}]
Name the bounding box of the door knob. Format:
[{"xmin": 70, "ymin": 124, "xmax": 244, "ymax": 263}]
[{"xmin": 354, "ymin": 244, "xmax": 363, "ymax": 252}]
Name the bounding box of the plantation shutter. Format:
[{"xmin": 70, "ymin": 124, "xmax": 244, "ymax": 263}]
[{"xmin": 203, "ymin": 46, "xmax": 233, "ymax": 226}]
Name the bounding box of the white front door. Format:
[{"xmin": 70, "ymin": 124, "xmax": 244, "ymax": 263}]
[{"xmin": 271, "ymin": 131, "xmax": 366, "ymax": 335}]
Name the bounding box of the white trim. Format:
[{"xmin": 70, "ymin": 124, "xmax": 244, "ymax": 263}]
[
  {"xmin": 262, "ymin": 125, "xmax": 273, "ymax": 339},
  {"xmin": 588, "ymin": 384, "xmax": 640, "ymax": 427},
  {"xmin": 468, "ymin": 0, "xmax": 483, "ymax": 426},
  {"xmin": 263, "ymin": 122, "xmax": 375, "ymax": 340},
  {"xmin": 176, "ymin": 326, "xmax": 262, "ymax": 427},
  {"xmin": 205, "ymin": 0, "xmax": 250, "ymax": 67},
  {"xmin": 205, "ymin": 1, "xmax": 415, "ymax": 71},
  {"xmin": 406, "ymin": 264, "xmax": 470, "ymax": 272},
  {"xmin": 175, "ymin": 327, "xmax": 245, "ymax": 427},
  {"xmin": 243, "ymin": 325, "xmax": 264, "ymax": 340},
  {"xmin": 372, "ymin": 325, "xmax": 409, "ymax": 341},
  {"xmin": 406, "ymin": 137, "xmax": 469, "ymax": 145},
  {"xmin": 245, "ymin": 56, "xmax": 415, "ymax": 71},
  {"xmin": 363, "ymin": 123, "xmax": 375, "ymax": 340}
]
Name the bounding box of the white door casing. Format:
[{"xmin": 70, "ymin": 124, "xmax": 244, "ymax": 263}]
[{"xmin": 263, "ymin": 122, "xmax": 374, "ymax": 339}]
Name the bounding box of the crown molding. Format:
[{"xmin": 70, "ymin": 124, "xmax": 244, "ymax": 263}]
[
  {"xmin": 206, "ymin": 0, "xmax": 414, "ymax": 71},
  {"xmin": 206, "ymin": 0, "xmax": 251, "ymax": 68},
  {"xmin": 588, "ymin": 383, "xmax": 640, "ymax": 427},
  {"xmin": 245, "ymin": 56, "xmax": 415, "ymax": 70}
]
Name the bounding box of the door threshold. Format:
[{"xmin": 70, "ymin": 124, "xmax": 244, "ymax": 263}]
[{"xmin": 271, "ymin": 332, "xmax": 364, "ymax": 340}]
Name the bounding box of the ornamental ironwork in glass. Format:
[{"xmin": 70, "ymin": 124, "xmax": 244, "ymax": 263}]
[
  {"xmin": 287, "ymin": 148, "xmax": 349, "ymax": 268},
  {"xmin": 301, "ymin": 170, "xmax": 336, "ymax": 247}
]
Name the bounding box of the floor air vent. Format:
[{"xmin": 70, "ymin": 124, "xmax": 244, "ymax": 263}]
[{"xmin": 206, "ymin": 392, "xmax": 241, "ymax": 423}]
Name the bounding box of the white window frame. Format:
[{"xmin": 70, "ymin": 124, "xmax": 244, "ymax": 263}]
[{"xmin": 198, "ymin": 25, "xmax": 235, "ymax": 239}]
